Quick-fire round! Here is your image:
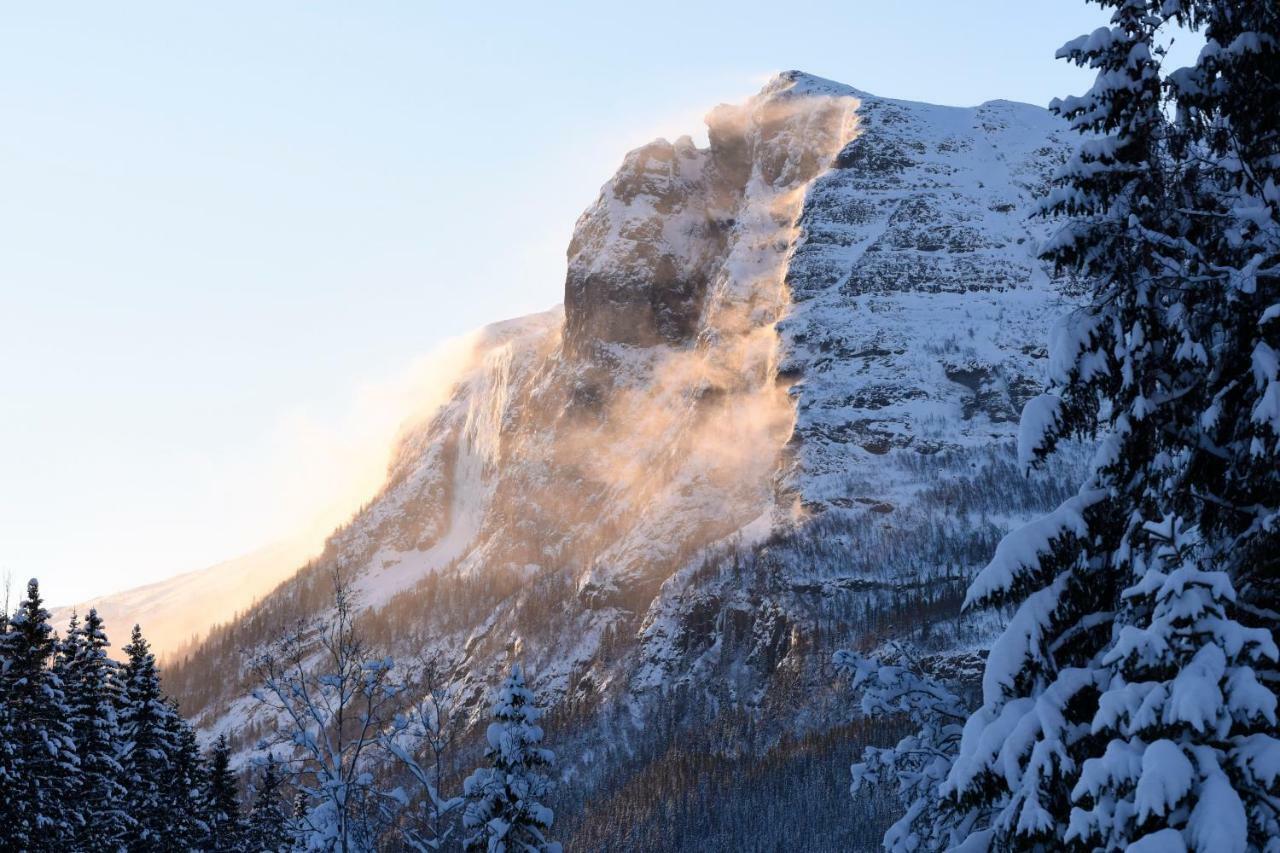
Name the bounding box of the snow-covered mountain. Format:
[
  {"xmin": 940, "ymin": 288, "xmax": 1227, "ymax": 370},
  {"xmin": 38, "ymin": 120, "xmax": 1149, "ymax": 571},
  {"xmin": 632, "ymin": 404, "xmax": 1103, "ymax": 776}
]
[
  {"xmin": 164, "ymin": 71, "xmax": 1085, "ymax": 845},
  {"xmin": 50, "ymin": 536, "xmax": 319, "ymax": 661}
]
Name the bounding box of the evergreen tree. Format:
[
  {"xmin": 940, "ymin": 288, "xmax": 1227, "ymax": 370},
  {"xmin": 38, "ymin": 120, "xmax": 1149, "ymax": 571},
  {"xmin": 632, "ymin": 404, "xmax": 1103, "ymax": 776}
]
[
  {"xmin": 204, "ymin": 733, "xmax": 246, "ymax": 851},
  {"xmin": 0, "ymin": 600, "xmax": 222, "ymax": 851},
  {"xmin": 290, "ymin": 788, "xmax": 312, "ymax": 848},
  {"xmin": 165, "ymin": 702, "xmax": 211, "ymax": 849},
  {"xmin": 940, "ymin": 5, "xmax": 1181, "ymax": 841},
  {"xmin": 938, "ymin": 0, "xmax": 1280, "ymax": 849},
  {"xmin": 1067, "ymin": 526, "xmax": 1278, "ymax": 849},
  {"xmin": 57, "ymin": 609, "xmax": 132, "ymax": 848},
  {"xmin": 1162, "ymin": 0, "xmax": 1280, "ymax": 702},
  {"xmin": 0, "ymin": 600, "xmax": 16, "ymax": 845},
  {"xmin": 118, "ymin": 624, "xmax": 181, "ymax": 850},
  {"xmin": 52, "ymin": 612, "xmax": 86, "ymax": 840},
  {"xmin": 0, "ymin": 579, "xmax": 79, "ymax": 850},
  {"xmin": 461, "ymin": 664, "xmax": 560, "ymax": 853},
  {"xmin": 246, "ymin": 754, "xmax": 292, "ymax": 853}
]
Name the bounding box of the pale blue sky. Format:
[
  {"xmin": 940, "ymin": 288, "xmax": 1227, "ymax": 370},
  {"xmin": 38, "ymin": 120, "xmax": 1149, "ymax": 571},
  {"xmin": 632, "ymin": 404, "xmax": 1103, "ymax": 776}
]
[{"xmin": 0, "ymin": 2, "xmax": 1202, "ymax": 604}]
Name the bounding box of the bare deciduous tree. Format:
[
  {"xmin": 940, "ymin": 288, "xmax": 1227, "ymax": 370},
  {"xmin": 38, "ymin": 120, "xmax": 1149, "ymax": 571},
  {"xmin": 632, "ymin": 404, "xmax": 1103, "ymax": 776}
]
[
  {"xmin": 250, "ymin": 570, "xmax": 398, "ymax": 852},
  {"xmin": 378, "ymin": 656, "xmax": 464, "ymax": 851}
]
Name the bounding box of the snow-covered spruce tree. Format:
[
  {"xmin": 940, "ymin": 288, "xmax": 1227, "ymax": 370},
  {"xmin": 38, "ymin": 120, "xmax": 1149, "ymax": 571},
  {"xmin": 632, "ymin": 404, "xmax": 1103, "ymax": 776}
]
[
  {"xmin": 461, "ymin": 663, "xmax": 560, "ymax": 853},
  {"xmin": 940, "ymin": 3, "xmax": 1182, "ymax": 843},
  {"xmin": 835, "ymin": 644, "xmax": 977, "ymax": 851},
  {"xmin": 247, "ymin": 754, "xmax": 293, "ymax": 853},
  {"xmin": 160, "ymin": 699, "xmax": 211, "ymax": 848},
  {"xmin": 1068, "ymin": 4, "xmax": 1280, "ymax": 844},
  {"xmin": 0, "ymin": 579, "xmax": 79, "ymax": 851},
  {"xmin": 56, "ymin": 609, "xmax": 133, "ymax": 848},
  {"xmin": 939, "ymin": 0, "xmax": 1280, "ymax": 850},
  {"xmin": 251, "ymin": 572, "xmax": 399, "ymax": 851},
  {"xmin": 205, "ymin": 733, "xmax": 247, "ymax": 851},
  {"xmin": 119, "ymin": 624, "xmax": 185, "ymax": 850},
  {"xmin": 0, "ymin": 599, "xmax": 15, "ymax": 844},
  {"xmin": 1162, "ymin": 0, "xmax": 1280, "ymax": 696},
  {"xmin": 291, "ymin": 788, "xmax": 313, "ymax": 848},
  {"xmin": 1067, "ymin": 524, "xmax": 1278, "ymax": 849}
]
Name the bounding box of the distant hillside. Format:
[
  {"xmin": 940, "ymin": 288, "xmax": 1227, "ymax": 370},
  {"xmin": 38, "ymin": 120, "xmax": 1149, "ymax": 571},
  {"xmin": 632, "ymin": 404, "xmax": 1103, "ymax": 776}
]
[{"xmin": 51, "ymin": 536, "xmax": 316, "ymax": 660}]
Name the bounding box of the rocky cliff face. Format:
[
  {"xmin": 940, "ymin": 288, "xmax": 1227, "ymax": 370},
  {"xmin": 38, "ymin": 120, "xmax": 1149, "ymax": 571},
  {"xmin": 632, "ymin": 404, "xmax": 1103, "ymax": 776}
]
[
  {"xmin": 563, "ymin": 74, "xmax": 854, "ymax": 356},
  {"xmin": 169, "ymin": 72, "xmax": 1084, "ymax": 802}
]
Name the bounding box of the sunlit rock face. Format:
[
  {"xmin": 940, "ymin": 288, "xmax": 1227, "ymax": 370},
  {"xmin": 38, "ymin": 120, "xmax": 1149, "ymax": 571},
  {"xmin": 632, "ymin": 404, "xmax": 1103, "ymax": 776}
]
[
  {"xmin": 172, "ymin": 73, "xmax": 1085, "ymax": 822},
  {"xmin": 563, "ymin": 71, "xmax": 856, "ymax": 358},
  {"xmin": 563, "ymin": 136, "xmax": 721, "ymax": 352}
]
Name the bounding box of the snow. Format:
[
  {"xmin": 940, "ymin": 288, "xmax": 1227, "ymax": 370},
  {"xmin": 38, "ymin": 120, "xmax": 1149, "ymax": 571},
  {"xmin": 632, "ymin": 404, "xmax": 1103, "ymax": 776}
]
[
  {"xmin": 1233, "ymin": 734, "xmax": 1280, "ymax": 789},
  {"xmin": 943, "ymin": 697, "xmax": 1036, "ymax": 797},
  {"xmin": 1165, "ymin": 645, "xmax": 1228, "ymax": 732},
  {"xmin": 1188, "ymin": 770, "xmax": 1247, "ymax": 853},
  {"xmin": 1072, "ymin": 738, "xmax": 1142, "ymax": 804},
  {"xmin": 1253, "ymin": 341, "xmax": 1279, "ymax": 388},
  {"xmin": 964, "ymin": 488, "xmax": 1103, "ymax": 610},
  {"xmin": 1048, "ymin": 308, "xmax": 1103, "ymax": 386},
  {"xmin": 1251, "ymin": 341, "xmax": 1280, "ymax": 433},
  {"xmin": 1125, "ymin": 828, "xmax": 1187, "ymax": 853},
  {"xmin": 1134, "ymin": 740, "xmax": 1193, "ymax": 821},
  {"xmin": 1018, "ymin": 394, "xmax": 1063, "ymax": 472},
  {"xmin": 780, "ymin": 82, "xmax": 1081, "ymax": 515},
  {"xmin": 357, "ymin": 426, "xmax": 489, "ymax": 611}
]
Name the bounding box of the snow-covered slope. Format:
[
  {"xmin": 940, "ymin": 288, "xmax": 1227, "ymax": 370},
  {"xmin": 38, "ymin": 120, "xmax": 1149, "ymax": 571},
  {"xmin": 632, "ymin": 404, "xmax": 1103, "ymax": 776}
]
[
  {"xmin": 51, "ymin": 536, "xmax": 319, "ymax": 660},
  {"xmin": 168, "ymin": 72, "xmax": 1083, "ymax": 793}
]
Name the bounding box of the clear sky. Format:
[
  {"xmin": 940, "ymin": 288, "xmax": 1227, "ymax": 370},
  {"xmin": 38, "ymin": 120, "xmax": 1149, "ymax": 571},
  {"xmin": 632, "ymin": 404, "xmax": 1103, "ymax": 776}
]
[{"xmin": 0, "ymin": 2, "xmax": 1203, "ymax": 605}]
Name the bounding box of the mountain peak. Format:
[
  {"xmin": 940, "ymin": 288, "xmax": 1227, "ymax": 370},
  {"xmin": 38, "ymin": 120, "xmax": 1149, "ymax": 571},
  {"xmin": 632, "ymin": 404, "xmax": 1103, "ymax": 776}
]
[
  {"xmin": 758, "ymin": 69, "xmax": 862, "ymax": 100},
  {"xmin": 565, "ymin": 72, "xmax": 861, "ymax": 356}
]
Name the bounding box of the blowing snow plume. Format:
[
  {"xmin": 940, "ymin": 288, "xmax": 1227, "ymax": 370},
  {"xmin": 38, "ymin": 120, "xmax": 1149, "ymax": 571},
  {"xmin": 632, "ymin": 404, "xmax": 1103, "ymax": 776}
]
[
  {"xmin": 299, "ymin": 73, "xmax": 866, "ymax": 613},
  {"xmin": 560, "ymin": 74, "xmax": 861, "ymax": 594},
  {"xmin": 51, "ymin": 331, "xmax": 488, "ymax": 659},
  {"xmin": 81, "ymin": 74, "xmax": 861, "ymax": 657}
]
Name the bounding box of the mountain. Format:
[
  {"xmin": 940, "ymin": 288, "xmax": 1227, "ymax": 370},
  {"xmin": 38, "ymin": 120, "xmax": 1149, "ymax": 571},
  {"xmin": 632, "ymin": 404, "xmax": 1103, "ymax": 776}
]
[
  {"xmin": 50, "ymin": 535, "xmax": 319, "ymax": 660},
  {"xmin": 163, "ymin": 71, "xmax": 1086, "ymax": 848}
]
